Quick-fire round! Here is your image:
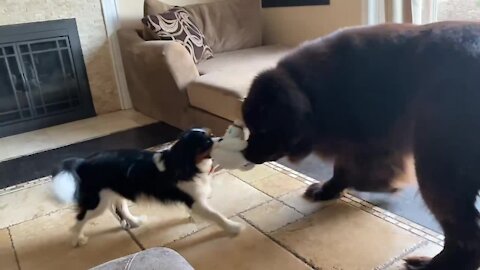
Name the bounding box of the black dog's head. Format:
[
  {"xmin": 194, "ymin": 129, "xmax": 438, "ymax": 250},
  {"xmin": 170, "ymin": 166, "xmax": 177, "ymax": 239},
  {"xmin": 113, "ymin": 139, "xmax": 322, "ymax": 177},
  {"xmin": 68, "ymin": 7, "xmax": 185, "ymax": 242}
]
[
  {"xmin": 242, "ymin": 68, "xmax": 314, "ymax": 164},
  {"xmin": 165, "ymin": 128, "xmax": 213, "ymax": 179}
]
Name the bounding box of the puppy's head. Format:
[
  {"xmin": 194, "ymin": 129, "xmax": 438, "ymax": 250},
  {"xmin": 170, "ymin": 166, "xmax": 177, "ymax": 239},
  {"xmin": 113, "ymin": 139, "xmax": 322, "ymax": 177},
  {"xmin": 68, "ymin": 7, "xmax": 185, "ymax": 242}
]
[
  {"xmin": 242, "ymin": 68, "xmax": 313, "ymax": 164},
  {"xmin": 167, "ymin": 128, "xmax": 214, "ymax": 179}
]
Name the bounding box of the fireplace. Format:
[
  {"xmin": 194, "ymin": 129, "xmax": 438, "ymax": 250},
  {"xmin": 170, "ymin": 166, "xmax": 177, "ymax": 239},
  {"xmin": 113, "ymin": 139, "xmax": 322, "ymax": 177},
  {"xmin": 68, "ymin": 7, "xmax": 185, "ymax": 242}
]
[{"xmin": 0, "ymin": 19, "xmax": 95, "ymax": 138}]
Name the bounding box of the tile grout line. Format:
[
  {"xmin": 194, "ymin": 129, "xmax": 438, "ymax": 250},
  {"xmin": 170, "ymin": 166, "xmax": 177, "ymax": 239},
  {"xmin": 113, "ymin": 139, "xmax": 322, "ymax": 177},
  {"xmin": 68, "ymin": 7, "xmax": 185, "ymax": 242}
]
[
  {"xmin": 156, "ymin": 198, "xmax": 274, "ymax": 248},
  {"xmin": 161, "ymin": 197, "xmax": 292, "ymax": 248},
  {"xmin": 8, "ymin": 227, "xmax": 22, "ymax": 270},
  {"xmin": 162, "ymin": 223, "xmax": 214, "ymax": 247},
  {"xmin": 227, "ymin": 173, "xmax": 314, "ymax": 220},
  {"xmin": 270, "ymin": 196, "xmax": 307, "ymax": 217},
  {"xmin": 375, "ymin": 240, "xmax": 430, "ymax": 270},
  {"xmin": 237, "ymin": 196, "xmax": 306, "ymax": 226},
  {"xmin": 239, "ymin": 215, "xmax": 319, "ymax": 270},
  {"xmin": 341, "ymin": 195, "xmax": 444, "ymax": 245},
  {"xmin": 267, "ymin": 161, "xmax": 445, "ymax": 245},
  {"xmin": 0, "ymin": 206, "xmax": 74, "ymax": 230},
  {"xmin": 226, "ymin": 172, "xmax": 308, "ymax": 217},
  {"xmin": 267, "ymin": 204, "xmax": 340, "ymax": 236},
  {"xmin": 230, "ymin": 167, "xmax": 443, "ymax": 249},
  {"xmin": 226, "ymin": 172, "xmax": 278, "ymax": 198},
  {"xmin": 0, "ymin": 176, "xmax": 52, "ymax": 196}
]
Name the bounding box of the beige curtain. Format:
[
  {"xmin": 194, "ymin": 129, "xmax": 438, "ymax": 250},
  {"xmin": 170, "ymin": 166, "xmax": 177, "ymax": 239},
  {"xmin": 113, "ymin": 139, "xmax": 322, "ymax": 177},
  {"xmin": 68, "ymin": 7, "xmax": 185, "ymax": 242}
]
[{"xmin": 384, "ymin": 0, "xmax": 437, "ymax": 24}]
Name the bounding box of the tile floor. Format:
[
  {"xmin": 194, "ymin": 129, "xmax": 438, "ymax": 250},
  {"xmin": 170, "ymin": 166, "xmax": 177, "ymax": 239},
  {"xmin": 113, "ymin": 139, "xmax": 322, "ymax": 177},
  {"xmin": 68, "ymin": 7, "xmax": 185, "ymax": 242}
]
[
  {"xmin": 0, "ymin": 163, "xmax": 445, "ymax": 270},
  {"xmin": 0, "ymin": 110, "xmax": 156, "ymax": 162}
]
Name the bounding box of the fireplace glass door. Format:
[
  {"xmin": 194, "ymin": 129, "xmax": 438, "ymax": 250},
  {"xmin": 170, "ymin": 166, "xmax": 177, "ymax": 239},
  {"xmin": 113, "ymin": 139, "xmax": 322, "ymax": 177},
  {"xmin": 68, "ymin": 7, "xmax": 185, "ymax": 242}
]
[
  {"xmin": 0, "ymin": 37, "xmax": 82, "ymax": 125},
  {"xmin": 0, "ymin": 19, "xmax": 95, "ymax": 138}
]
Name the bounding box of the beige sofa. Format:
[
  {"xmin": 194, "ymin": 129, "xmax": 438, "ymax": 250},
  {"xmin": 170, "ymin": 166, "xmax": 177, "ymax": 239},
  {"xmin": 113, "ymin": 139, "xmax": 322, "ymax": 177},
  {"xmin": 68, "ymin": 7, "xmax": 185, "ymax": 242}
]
[{"xmin": 118, "ymin": 0, "xmax": 291, "ymax": 134}]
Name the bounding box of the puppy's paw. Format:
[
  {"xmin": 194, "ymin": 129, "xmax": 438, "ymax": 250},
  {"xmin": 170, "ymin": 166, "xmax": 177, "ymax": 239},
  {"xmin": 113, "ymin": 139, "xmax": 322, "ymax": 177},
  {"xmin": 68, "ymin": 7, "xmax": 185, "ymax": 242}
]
[
  {"xmin": 120, "ymin": 219, "xmax": 130, "ymax": 229},
  {"xmin": 121, "ymin": 215, "xmax": 147, "ymax": 229},
  {"xmin": 136, "ymin": 215, "xmax": 148, "ymax": 226},
  {"xmin": 224, "ymin": 221, "xmax": 244, "ymax": 236},
  {"xmin": 72, "ymin": 235, "xmax": 88, "ymax": 247}
]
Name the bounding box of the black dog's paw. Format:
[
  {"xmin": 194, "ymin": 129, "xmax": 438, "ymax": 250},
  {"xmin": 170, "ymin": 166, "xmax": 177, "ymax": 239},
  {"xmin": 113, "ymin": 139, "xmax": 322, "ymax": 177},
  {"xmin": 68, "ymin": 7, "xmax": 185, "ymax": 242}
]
[
  {"xmin": 303, "ymin": 182, "xmax": 341, "ymax": 202},
  {"xmin": 403, "ymin": 256, "xmax": 432, "ymax": 270}
]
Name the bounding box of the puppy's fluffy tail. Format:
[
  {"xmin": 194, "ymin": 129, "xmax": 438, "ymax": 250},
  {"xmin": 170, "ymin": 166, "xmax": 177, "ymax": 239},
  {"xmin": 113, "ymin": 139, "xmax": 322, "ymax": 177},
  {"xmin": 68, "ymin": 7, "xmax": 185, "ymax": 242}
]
[{"xmin": 51, "ymin": 158, "xmax": 83, "ymax": 204}]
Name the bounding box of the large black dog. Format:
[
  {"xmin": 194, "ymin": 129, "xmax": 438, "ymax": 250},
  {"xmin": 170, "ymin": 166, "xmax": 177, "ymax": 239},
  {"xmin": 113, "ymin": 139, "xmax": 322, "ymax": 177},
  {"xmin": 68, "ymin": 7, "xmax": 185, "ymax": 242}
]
[{"xmin": 242, "ymin": 22, "xmax": 480, "ymax": 270}]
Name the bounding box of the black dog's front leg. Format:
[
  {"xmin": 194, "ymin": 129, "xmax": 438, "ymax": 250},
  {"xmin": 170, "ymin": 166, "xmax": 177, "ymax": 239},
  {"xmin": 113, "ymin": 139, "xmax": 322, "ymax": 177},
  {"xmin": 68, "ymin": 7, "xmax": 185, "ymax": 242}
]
[{"xmin": 304, "ymin": 164, "xmax": 348, "ymax": 201}]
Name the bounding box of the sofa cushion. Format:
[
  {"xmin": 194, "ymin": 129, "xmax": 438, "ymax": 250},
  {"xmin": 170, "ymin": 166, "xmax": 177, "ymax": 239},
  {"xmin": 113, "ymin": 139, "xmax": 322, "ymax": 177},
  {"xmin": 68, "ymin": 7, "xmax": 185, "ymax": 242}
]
[
  {"xmin": 197, "ymin": 45, "xmax": 291, "ymax": 74},
  {"xmin": 187, "ymin": 45, "xmax": 291, "ymax": 120},
  {"xmin": 187, "ymin": 71, "xmax": 254, "ymax": 121},
  {"xmin": 185, "ymin": 0, "xmax": 262, "ymax": 53},
  {"xmin": 143, "ymin": 0, "xmax": 262, "ymax": 53},
  {"xmin": 142, "ymin": 7, "xmax": 213, "ymax": 63}
]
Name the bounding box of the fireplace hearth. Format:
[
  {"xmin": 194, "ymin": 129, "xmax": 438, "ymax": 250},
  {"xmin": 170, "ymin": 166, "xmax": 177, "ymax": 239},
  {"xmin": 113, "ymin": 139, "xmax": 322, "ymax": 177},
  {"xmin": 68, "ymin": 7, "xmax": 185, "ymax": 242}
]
[{"xmin": 0, "ymin": 19, "xmax": 95, "ymax": 138}]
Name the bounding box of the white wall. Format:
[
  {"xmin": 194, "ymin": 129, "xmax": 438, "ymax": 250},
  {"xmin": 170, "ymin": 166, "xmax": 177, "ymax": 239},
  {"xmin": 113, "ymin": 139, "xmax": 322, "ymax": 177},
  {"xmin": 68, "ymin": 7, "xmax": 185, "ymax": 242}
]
[
  {"xmin": 116, "ymin": 0, "xmax": 366, "ymax": 45},
  {"xmin": 263, "ymin": 0, "xmax": 367, "ymax": 45}
]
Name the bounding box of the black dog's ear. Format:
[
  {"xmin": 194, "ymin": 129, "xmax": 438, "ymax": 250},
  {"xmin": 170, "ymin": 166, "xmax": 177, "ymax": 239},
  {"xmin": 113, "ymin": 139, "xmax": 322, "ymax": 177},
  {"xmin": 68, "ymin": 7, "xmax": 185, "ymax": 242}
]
[
  {"xmin": 246, "ymin": 68, "xmax": 313, "ymax": 122},
  {"xmin": 288, "ymin": 136, "xmax": 314, "ymax": 162},
  {"xmin": 270, "ymin": 69, "xmax": 314, "ymax": 159}
]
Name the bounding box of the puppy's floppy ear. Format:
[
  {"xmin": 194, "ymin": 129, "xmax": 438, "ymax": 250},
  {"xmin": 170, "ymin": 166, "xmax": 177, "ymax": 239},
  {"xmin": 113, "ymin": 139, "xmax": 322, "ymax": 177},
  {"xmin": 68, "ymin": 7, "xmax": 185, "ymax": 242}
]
[
  {"xmin": 165, "ymin": 139, "xmax": 197, "ymax": 180},
  {"xmin": 288, "ymin": 135, "xmax": 314, "ymax": 161}
]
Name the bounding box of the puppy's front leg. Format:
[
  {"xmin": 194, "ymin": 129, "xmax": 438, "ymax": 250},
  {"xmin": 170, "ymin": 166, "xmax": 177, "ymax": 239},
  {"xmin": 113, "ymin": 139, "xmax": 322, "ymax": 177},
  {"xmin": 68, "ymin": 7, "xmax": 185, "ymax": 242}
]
[
  {"xmin": 113, "ymin": 199, "xmax": 147, "ymax": 229},
  {"xmin": 191, "ymin": 200, "xmax": 244, "ymax": 236}
]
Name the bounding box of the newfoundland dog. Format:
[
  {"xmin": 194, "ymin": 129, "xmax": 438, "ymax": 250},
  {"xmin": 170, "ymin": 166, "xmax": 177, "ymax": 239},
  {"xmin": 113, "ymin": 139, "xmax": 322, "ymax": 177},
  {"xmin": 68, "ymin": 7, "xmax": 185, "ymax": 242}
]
[{"xmin": 242, "ymin": 22, "xmax": 480, "ymax": 270}]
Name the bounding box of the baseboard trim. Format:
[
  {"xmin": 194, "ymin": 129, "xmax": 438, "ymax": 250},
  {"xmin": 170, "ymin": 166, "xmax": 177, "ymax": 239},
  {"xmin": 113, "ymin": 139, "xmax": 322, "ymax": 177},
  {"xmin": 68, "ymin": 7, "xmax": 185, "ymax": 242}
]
[{"xmin": 101, "ymin": 0, "xmax": 132, "ymax": 110}]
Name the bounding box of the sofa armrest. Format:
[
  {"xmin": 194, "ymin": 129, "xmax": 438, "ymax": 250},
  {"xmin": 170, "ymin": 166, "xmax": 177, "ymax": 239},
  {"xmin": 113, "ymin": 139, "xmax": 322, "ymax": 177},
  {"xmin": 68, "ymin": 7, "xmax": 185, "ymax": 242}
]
[
  {"xmin": 136, "ymin": 41, "xmax": 199, "ymax": 91},
  {"xmin": 119, "ymin": 29, "xmax": 199, "ymax": 91},
  {"xmin": 117, "ymin": 29, "xmax": 199, "ymax": 129}
]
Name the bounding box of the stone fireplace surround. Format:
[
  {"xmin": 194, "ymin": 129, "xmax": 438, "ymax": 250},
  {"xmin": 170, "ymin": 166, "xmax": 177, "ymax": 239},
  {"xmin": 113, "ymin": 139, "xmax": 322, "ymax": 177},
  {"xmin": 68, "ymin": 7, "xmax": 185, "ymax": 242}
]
[{"xmin": 0, "ymin": 0, "xmax": 123, "ymax": 115}]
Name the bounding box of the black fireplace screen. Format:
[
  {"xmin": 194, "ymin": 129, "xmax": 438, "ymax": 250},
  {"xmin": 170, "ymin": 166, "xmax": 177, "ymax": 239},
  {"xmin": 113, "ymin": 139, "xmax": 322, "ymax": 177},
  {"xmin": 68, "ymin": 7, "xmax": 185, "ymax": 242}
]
[{"xmin": 0, "ymin": 19, "xmax": 95, "ymax": 138}]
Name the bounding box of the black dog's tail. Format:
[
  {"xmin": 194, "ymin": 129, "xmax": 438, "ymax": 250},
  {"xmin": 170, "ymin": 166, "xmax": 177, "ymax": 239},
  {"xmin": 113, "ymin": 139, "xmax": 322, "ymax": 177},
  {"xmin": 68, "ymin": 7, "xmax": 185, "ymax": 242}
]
[{"xmin": 51, "ymin": 158, "xmax": 84, "ymax": 204}]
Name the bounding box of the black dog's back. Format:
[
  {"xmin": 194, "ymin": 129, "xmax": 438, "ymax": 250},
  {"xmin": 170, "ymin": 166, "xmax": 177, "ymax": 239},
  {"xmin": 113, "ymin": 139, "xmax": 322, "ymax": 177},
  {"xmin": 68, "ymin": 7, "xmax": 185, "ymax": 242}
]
[{"xmin": 244, "ymin": 21, "xmax": 480, "ymax": 269}]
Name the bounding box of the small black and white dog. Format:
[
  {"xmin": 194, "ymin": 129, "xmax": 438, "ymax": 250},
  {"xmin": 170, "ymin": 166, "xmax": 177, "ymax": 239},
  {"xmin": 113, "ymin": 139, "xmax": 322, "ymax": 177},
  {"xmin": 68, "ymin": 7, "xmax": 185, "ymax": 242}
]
[{"xmin": 51, "ymin": 128, "xmax": 243, "ymax": 247}]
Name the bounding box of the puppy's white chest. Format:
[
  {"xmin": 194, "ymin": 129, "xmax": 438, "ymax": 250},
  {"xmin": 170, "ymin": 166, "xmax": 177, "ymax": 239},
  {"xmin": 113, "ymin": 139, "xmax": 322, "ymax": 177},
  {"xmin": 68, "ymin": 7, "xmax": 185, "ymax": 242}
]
[
  {"xmin": 177, "ymin": 173, "xmax": 212, "ymax": 201},
  {"xmin": 194, "ymin": 173, "xmax": 212, "ymax": 198}
]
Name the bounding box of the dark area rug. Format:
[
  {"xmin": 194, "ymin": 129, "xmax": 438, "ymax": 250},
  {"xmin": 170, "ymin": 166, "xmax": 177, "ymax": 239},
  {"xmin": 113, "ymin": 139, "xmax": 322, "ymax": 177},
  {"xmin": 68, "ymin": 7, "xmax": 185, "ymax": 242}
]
[{"xmin": 0, "ymin": 122, "xmax": 181, "ymax": 189}]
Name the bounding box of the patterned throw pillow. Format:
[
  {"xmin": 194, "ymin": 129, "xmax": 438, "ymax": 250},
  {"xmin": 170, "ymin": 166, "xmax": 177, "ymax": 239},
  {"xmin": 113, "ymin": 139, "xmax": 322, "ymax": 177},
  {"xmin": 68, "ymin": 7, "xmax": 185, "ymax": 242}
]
[{"xmin": 142, "ymin": 7, "xmax": 213, "ymax": 64}]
